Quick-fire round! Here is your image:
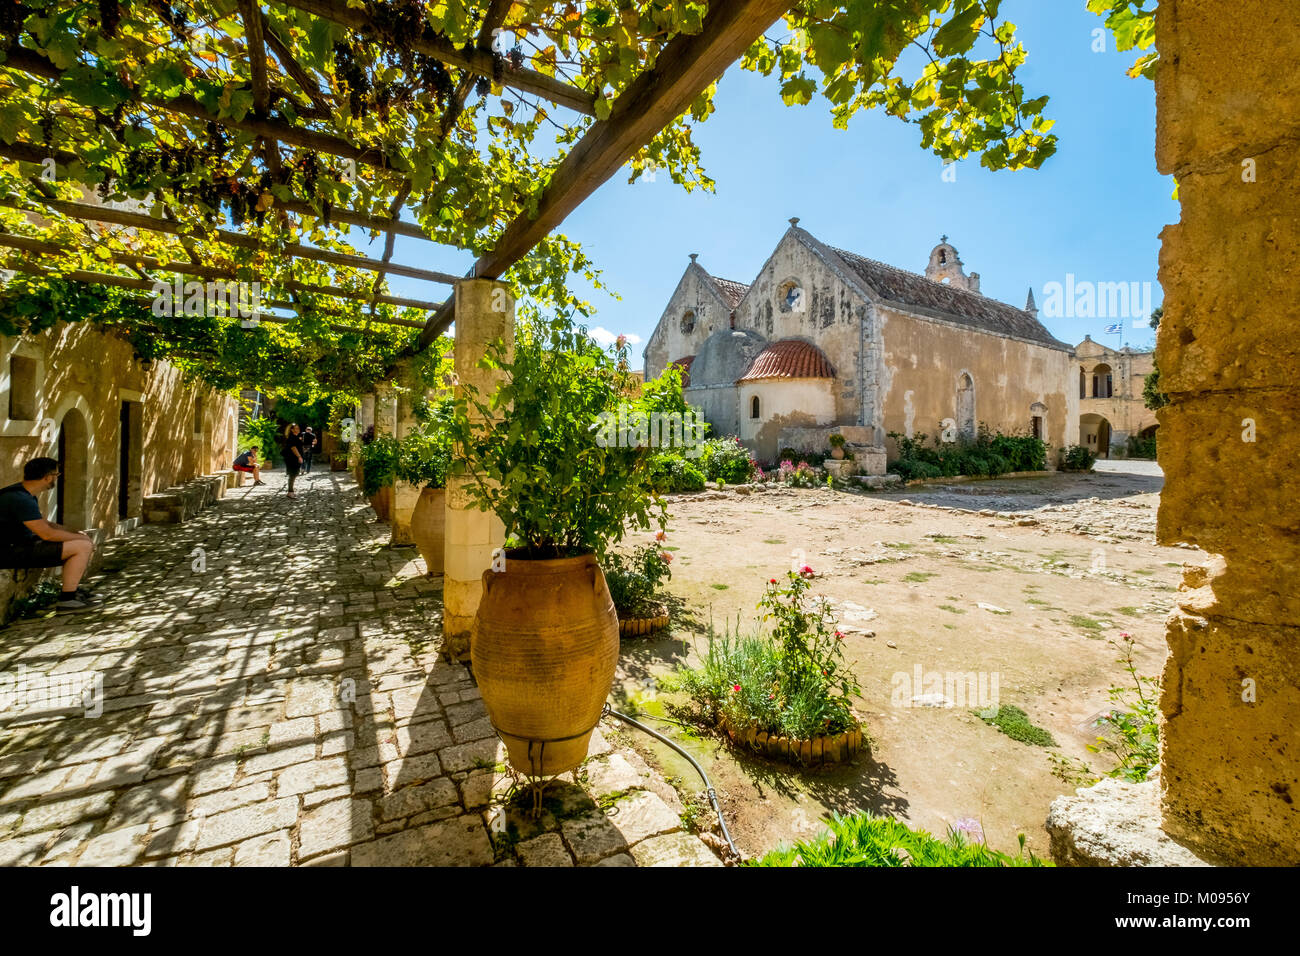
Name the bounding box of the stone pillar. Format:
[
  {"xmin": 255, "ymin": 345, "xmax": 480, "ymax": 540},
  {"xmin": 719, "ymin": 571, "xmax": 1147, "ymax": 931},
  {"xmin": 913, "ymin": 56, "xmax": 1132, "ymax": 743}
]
[
  {"xmin": 1153, "ymin": 1, "xmax": 1300, "ymax": 865},
  {"xmin": 442, "ymin": 279, "xmax": 513, "ymax": 661},
  {"xmin": 388, "ymin": 364, "xmax": 425, "ymax": 546}
]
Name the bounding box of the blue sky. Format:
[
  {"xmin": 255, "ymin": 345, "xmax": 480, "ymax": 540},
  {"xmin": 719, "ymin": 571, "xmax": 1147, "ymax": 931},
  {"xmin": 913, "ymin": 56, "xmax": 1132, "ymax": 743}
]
[{"xmin": 372, "ymin": 2, "xmax": 1173, "ymax": 364}]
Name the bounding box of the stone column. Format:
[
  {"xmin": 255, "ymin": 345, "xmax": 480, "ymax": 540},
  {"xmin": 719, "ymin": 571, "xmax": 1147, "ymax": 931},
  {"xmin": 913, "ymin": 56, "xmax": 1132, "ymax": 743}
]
[
  {"xmin": 388, "ymin": 364, "xmax": 425, "ymax": 546},
  {"xmin": 1153, "ymin": 1, "xmax": 1300, "ymax": 865},
  {"xmin": 442, "ymin": 278, "xmax": 513, "ymax": 661}
]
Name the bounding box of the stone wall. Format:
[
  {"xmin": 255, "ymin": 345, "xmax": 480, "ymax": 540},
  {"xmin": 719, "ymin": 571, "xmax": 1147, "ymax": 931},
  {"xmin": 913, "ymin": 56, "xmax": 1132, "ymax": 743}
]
[
  {"xmin": 1, "ymin": 323, "xmax": 238, "ymax": 616},
  {"xmin": 643, "ymin": 261, "xmax": 737, "ymax": 379},
  {"xmin": 877, "ymin": 307, "xmax": 1077, "ymax": 460},
  {"xmin": 1153, "ymin": 0, "xmax": 1300, "ymax": 865}
]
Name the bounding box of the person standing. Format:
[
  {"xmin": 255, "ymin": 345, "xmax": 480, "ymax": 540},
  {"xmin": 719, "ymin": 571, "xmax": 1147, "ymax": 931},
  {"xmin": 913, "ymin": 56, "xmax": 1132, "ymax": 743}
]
[
  {"xmin": 282, "ymin": 423, "xmax": 305, "ymax": 499},
  {"xmin": 301, "ymin": 427, "xmax": 316, "ymax": 474}
]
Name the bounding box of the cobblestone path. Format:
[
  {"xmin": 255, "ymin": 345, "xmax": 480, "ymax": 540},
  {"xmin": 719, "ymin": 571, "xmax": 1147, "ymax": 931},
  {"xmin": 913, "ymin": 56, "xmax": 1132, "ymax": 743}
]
[{"xmin": 0, "ymin": 471, "xmax": 720, "ymax": 867}]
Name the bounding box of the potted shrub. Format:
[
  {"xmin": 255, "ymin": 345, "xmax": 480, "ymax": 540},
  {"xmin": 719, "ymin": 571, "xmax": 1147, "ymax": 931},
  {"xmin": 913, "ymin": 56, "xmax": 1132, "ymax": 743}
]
[
  {"xmin": 605, "ymin": 541, "xmax": 673, "ymax": 636},
  {"xmin": 360, "ymin": 432, "xmax": 398, "ymax": 521},
  {"xmin": 828, "ymin": 433, "xmax": 847, "ymax": 460},
  {"xmin": 450, "ymin": 318, "xmax": 665, "ymax": 777},
  {"xmin": 395, "ymin": 399, "xmax": 454, "ymax": 576}
]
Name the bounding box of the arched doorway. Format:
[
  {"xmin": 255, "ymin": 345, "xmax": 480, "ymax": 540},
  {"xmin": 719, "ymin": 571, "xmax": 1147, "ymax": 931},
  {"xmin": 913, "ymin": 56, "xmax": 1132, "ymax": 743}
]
[
  {"xmin": 1091, "ymin": 363, "xmax": 1114, "ymax": 398},
  {"xmin": 956, "ymin": 372, "xmax": 975, "ymax": 441},
  {"xmin": 1080, "ymin": 413, "xmax": 1112, "ymax": 459},
  {"xmin": 56, "ymin": 407, "xmax": 89, "ymax": 529}
]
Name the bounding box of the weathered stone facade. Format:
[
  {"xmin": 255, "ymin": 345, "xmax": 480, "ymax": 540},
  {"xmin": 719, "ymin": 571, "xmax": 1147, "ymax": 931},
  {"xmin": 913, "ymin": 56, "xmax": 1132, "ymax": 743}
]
[
  {"xmin": 1, "ymin": 322, "xmax": 238, "ymax": 617},
  {"xmin": 1075, "ymin": 336, "xmax": 1157, "ymax": 457},
  {"xmin": 645, "ymin": 224, "xmax": 1078, "ymax": 463},
  {"xmin": 1151, "ymin": 0, "xmax": 1299, "ymax": 866}
]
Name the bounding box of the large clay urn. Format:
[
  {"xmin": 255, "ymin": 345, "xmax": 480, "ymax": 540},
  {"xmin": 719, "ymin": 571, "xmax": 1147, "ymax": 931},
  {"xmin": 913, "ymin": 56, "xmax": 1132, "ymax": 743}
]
[
  {"xmin": 473, "ymin": 552, "xmax": 618, "ymax": 777},
  {"xmin": 367, "ymin": 484, "xmax": 392, "ymax": 521},
  {"xmin": 411, "ymin": 486, "xmax": 445, "ymax": 574}
]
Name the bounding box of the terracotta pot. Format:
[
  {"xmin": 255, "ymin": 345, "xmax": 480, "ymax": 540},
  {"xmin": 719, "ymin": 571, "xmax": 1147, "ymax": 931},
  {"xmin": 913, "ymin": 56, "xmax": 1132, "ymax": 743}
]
[
  {"xmin": 411, "ymin": 486, "xmax": 445, "ymax": 574},
  {"xmin": 830, "ymin": 445, "xmax": 845, "ymax": 460},
  {"xmin": 474, "ymin": 552, "xmax": 618, "ymax": 777},
  {"xmin": 367, "ymin": 484, "xmax": 392, "ymax": 521}
]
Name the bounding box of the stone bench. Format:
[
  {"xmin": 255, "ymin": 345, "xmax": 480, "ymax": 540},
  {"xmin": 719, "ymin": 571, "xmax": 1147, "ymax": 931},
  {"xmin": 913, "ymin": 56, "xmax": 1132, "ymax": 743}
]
[{"xmin": 143, "ymin": 477, "xmax": 223, "ymax": 524}]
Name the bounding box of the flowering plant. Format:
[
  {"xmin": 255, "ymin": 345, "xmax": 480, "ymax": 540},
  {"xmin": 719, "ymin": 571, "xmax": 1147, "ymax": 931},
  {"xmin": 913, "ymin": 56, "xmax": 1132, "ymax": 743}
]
[
  {"xmin": 777, "ymin": 459, "xmax": 820, "ymax": 488},
  {"xmin": 604, "ymin": 542, "xmax": 673, "ymax": 620}
]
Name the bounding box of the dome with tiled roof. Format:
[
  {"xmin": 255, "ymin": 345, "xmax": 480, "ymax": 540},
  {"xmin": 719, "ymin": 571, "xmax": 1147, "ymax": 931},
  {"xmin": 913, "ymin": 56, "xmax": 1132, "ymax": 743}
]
[{"xmin": 737, "ymin": 339, "xmax": 836, "ymax": 383}]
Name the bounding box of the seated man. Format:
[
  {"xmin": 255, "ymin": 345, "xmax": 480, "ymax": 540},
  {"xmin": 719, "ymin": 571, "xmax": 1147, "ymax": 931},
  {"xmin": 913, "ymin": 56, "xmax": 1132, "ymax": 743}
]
[
  {"xmin": 233, "ymin": 446, "xmax": 265, "ymax": 485},
  {"xmin": 0, "ymin": 457, "xmax": 102, "ymax": 613}
]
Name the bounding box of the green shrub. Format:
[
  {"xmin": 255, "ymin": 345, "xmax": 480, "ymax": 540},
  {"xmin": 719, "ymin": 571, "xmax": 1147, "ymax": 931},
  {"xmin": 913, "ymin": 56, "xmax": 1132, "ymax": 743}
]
[
  {"xmin": 360, "ymin": 435, "xmax": 399, "ymax": 496},
  {"xmin": 888, "ymin": 426, "xmax": 1048, "ymax": 480},
  {"xmin": 751, "ymin": 813, "xmax": 1051, "ymax": 867},
  {"xmin": 700, "ymin": 437, "xmax": 756, "ymax": 484},
  {"xmin": 1088, "ymin": 634, "xmax": 1160, "ymax": 782},
  {"xmin": 394, "ymin": 398, "xmax": 454, "ymax": 489},
  {"xmin": 669, "ymin": 570, "xmax": 860, "ymax": 741},
  {"xmin": 1125, "ymin": 433, "xmax": 1157, "ymax": 459},
  {"xmin": 647, "ymin": 453, "xmax": 706, "ymax": 493},
  {"xmin": 238, "ymin": 415, "xmax": 281, "ymax": 466},
  {"xmin": 603, "ymin": 543, "xmax": 672, "ymax": 619},
  {"xmin": 1059, "ymin": 444, "xmax": 1097, "ymax": 472}
]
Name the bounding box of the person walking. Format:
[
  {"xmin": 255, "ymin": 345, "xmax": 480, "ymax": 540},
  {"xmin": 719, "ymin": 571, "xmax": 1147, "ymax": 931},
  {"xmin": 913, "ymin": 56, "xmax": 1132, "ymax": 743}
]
[
  {"xmin": 301, "ymin": 427, "xmax": 317, "ymax": 474},
  {"xmin": 282, "ymin": 423, "xmax": 305, "ymax": 499}
]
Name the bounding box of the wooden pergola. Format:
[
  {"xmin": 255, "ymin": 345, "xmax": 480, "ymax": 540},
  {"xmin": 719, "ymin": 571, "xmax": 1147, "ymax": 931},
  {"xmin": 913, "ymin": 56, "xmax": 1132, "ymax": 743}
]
[{"xmin": 0, "ymin": 0, "xmax": 792, "ymax": 347}]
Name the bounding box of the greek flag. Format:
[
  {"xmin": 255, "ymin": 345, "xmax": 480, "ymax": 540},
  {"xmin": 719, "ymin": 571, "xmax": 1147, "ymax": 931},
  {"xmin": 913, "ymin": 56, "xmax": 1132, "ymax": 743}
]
[{"xmin": 1104, "ymin": 323, "xmax": 1123, "ymax": 334}]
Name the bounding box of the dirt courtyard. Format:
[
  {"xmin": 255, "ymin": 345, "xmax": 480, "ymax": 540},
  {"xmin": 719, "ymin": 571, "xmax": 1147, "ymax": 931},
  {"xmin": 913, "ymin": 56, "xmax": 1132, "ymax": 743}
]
[{"xmin": 607, "ymin": 463, "xmax": 1189, "ymax": 860}]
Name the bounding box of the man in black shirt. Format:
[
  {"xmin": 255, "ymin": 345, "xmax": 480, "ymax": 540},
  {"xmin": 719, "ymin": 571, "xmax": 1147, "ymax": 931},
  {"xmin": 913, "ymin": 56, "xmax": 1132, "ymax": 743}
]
[
  {"xmin": 282, "ymin": 424, "xmax": 305, "ymax": 499},
  {"xmin": 301, "ymin": 427, "xmax": 316, "ymax": 474},
  {"xmin": 0, "ymin": 457, "xmax": 102, "ymax": 612}
]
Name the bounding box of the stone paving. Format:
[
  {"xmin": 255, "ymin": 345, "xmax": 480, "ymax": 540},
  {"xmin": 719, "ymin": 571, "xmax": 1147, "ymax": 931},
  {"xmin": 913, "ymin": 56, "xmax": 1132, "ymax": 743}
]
[{"xmin": 0, "ymin": 470, "xmax": 720, "ymax": 867}]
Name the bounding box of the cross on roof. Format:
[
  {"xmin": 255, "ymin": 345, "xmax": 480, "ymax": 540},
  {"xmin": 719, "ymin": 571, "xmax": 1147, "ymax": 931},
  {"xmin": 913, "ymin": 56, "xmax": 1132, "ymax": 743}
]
[{"xmin": 941, "ymin": 234, "xmax": 949, "ymax": 244}]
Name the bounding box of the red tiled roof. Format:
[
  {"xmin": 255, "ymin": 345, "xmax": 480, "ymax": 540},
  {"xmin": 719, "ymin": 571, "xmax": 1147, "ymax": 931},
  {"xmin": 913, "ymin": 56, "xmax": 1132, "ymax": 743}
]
[
  {"xmin": 737, "ymin": 340, "xmax": 835, "ymax": 382},
  {"xmin": 669, "ymin": 355, "xmax": 695, "ymax": 386},
  {"xmin": 710, "ymin": 276, "xmax": 749, "ymax": 308}
]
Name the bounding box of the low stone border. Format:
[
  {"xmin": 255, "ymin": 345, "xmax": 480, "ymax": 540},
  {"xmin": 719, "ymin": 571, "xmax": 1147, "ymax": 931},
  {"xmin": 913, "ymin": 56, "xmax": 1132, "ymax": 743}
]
[
  {"xmin": 719, "ymin": 715, "xmax": 865, "ymax": 767},
  {"xmin": 899, "ymin": 469, "xmax": 1054, "ymax": 488},
  {"xmin": 618, "ymin": 605, "xmax": 669, "ymax": 638}
]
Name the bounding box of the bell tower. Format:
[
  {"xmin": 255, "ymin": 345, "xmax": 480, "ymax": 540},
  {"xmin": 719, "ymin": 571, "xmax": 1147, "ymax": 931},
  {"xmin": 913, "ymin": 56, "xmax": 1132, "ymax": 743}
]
[{"xmin": 925, "ymin": 236, "xmax": 981, "ymax": 293}]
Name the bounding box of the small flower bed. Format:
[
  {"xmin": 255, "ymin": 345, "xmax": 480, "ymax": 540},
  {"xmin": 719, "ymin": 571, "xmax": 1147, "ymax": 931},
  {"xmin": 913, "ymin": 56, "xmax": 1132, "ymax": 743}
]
[
  {"xmin": 670, "ymin": 569, "xmax": 861, "ymax": 744},
  {"xmin": 776, "ymin": 459, "xmax": 821, "ymax": 487},
  {"xmin": 603, "ymin": 542, "xmax": 673, "ymax": 623},
  {"xmin": 700, "ymin": 437, "xmax": 757, "ymax": 484}
]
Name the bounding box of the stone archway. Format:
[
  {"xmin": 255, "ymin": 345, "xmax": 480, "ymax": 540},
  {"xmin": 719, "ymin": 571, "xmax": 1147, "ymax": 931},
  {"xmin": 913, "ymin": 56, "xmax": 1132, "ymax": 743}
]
[
  {"xmin": 55, "ymin": 406, "xmax": 90, "ymax": 529},
  {"xmin": 956, "ymin": 371, "xmax": 975, "ymax": 442},
  {"xmin": 1079, "ymin": 413, "xmax": 1111, "ymax": 459}
]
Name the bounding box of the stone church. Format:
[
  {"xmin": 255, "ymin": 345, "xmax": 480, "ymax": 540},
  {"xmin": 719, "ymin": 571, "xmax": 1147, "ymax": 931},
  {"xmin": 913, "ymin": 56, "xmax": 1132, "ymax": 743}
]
[{"xmin": 643, "ymin": 221, "xmax": 1079, "ymax": 468}]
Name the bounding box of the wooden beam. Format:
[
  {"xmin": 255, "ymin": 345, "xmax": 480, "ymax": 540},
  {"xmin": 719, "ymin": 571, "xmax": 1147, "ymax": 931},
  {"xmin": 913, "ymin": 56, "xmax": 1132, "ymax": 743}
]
[
  {"xmin": 0, "ymin": 258, "xmax": 417, "ymax": 336},
  {"xmin": 414, "ymin": 0, "xmax": 792, "ymax": 349},
  {"xmin": 0, "ymin": 194, "xmax": 459, "ymax": 284},
  {"xmin": 274, "ymin": 0, "xmax": 597, "ymax": 116},
  {"xmin": 3, "ymin": 46, "xmax": 396, "ymax": 170},
  {"xmin": 261, "ymin": 16, "xmax": 334, "ymax": 116},
  {"xmin": 0, "ymin": 233, "xmax": 441, "ymax": 315},
  {"xmin": 0, "ymin": 139, "xmax": 431, "ymax": 240},
  {"xmin": 240, "ymin": 0, "xmax": 273, "ymax": 118}
]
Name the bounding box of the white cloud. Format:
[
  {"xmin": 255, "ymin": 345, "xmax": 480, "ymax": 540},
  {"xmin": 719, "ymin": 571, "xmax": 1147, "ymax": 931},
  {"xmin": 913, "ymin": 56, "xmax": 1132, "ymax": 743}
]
[{"xmin": 588, "ymin": 327, "xmax": 642, "ymax": 347}]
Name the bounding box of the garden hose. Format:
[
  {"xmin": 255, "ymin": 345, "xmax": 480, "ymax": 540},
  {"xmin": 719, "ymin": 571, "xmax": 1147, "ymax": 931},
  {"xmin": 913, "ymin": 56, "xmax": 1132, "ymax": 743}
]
[{"xmin": 603, "ymin": 703, "xmax": 740, "ymax": 862}]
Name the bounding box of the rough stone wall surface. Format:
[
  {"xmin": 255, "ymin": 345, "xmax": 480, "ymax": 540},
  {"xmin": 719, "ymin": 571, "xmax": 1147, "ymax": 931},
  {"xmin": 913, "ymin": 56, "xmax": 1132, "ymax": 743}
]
[
  {"xmin": 642, "ymin": 263, "xmax": 736, "ymax": 380},
  {"xmin": 878, "ymin": 308, "xmax": 1077, "ymax": 459},
  {"xmin": 0, "ymin": 323, "xmax": 237, "ymax": 614},
  {"xmin": 1153, "ymin": 0, "xmax": 1300, "ymax": 865},
  {"xmin": 737, "ymin": 378, "xmax": 836, "ymax": 462},
  {"xmin": 732, "ymin": 231, "xmax": 867, "ymax": 427}
]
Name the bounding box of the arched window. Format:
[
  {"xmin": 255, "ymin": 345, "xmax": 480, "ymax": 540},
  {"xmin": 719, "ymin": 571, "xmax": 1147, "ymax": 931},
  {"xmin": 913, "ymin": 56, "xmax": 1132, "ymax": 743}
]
[
  {"xmin": 680, "ymin": 310, "xmax": 696, "ymax": 334},
  {"xmin": 750, "ymin": 395, "xmax": 761, "ymax": 420},
  {"xmin": 956, "ymin": 372, "xmax": 975, "ymax": 441},
  {"xmin": 1079, "ymin": 367, "xmax": 1087, "ymax": 399},
  {"xmin": 1092, "ymin": 363, "xmax": 1113, "ymax": 398},
  {"xmin": 938, "ymin": 249, "xmax": 947, "ymax": 264},
  {"xmin": 778, "ymin": 280, "xmax": 804, "ymax": 313}
]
